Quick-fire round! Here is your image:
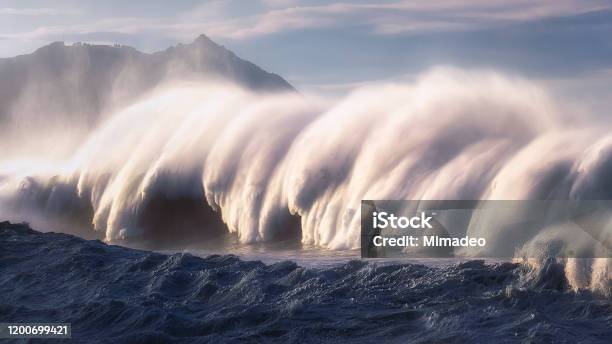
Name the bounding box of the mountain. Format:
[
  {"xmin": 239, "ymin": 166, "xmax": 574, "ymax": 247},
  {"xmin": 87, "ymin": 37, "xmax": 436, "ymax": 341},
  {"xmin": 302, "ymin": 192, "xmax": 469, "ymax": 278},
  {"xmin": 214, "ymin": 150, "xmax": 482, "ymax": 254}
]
[{"xmin": 0, "ymin": 34, "xmax": 294, "ymax": 128}]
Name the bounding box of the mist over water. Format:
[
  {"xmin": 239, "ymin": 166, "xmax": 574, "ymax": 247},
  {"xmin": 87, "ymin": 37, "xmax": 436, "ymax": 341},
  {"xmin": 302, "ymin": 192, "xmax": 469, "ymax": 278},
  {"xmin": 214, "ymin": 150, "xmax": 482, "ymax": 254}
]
[{"xmin": 0, "ymin": 67, "xmax": 610, "ymax": 295}]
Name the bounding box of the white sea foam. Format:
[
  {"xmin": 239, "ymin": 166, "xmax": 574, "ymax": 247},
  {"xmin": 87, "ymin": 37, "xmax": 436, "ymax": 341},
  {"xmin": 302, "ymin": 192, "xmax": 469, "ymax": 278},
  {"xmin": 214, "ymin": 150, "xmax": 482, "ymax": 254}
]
[{"xmin": 0, "ymin": 67, "xmax": 610, "ymax": 292}]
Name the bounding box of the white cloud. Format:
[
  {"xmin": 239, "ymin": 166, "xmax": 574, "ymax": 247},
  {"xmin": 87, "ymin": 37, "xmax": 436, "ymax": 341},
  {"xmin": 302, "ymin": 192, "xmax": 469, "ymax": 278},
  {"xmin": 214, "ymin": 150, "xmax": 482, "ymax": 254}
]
[
  {"xmin": 199, "ymin": 0, "xmax": 612, "ymax": 38},
  {"xmin": 0, "ymin": 8, "xmax": 81, "ymax": 16},
  {"xmin": 1, "ymin": 0, "xmax": 611, "ymax": 44}
]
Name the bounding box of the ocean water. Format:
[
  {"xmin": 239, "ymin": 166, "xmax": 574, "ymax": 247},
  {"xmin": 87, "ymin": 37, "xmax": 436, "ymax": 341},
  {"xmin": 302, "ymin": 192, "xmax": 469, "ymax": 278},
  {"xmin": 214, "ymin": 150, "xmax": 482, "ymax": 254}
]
[{"xmin": 1, "ymin": 222, "xmax": 610, "ymax": 343}]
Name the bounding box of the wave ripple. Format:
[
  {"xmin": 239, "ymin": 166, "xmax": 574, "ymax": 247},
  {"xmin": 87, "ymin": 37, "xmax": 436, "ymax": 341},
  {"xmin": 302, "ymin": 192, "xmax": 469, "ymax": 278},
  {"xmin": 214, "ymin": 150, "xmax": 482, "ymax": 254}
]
[{"xmin": 1, "ymin": 222, "xmax": 610, "ymax": 343}]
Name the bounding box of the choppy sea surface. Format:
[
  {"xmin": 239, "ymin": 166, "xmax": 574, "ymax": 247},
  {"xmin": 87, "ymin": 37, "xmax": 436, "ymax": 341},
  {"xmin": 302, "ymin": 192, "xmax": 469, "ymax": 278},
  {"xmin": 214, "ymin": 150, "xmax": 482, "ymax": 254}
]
[{"xmin": 1, "ymin": 221, "xmax": 610, "ymax": 343}]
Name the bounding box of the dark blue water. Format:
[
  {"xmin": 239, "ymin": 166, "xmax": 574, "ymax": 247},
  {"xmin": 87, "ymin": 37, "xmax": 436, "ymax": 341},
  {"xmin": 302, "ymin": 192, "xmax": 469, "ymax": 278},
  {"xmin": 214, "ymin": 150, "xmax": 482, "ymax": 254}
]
[{"xmin": 1, "ymin": 221, "xmax": 610, "ymax": 343}]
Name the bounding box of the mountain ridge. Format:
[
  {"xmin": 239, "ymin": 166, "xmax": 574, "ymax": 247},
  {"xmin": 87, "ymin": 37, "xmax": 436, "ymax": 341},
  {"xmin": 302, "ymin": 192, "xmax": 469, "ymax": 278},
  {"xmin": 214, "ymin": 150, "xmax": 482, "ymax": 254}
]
[{"xmin": 0, "ymin": 34, "xmax": 295, "ymax": 130}]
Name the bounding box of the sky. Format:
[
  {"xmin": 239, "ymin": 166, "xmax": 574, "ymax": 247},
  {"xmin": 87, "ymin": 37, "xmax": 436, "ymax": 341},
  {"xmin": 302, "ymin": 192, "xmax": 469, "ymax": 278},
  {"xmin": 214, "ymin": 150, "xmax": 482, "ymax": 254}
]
[{"xmin": 1, "ymin": 0, "xmax": 612, "ymax": 104}]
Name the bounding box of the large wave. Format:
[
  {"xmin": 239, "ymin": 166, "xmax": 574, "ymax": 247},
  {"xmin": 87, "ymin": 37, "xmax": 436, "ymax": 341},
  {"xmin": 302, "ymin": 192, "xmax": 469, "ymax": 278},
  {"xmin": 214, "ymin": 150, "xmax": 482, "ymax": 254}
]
[{"xmin": 0, "ymin": 67, "xmax": 610, "ymax": 294}]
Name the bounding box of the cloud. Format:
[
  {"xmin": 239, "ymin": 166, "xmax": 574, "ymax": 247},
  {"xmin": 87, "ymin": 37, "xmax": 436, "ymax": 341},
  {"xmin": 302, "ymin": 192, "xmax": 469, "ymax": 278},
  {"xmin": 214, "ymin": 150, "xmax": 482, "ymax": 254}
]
[
  {"xmin": 2, "ymin": 0, "xmax": 611, "ymax": 44},
  {"xmin": 0, "ymin": 8, "xmax": 81, "ymax": 16},
  {"xmin": 203, "ymin": 0, "xmax": 612, "ymax": 38}
]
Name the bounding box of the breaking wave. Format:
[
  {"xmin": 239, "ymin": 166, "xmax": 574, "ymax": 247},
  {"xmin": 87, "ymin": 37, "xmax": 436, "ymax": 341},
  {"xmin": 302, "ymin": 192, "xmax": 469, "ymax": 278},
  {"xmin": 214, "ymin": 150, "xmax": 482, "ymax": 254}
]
[{"xmin": 0, "ymin": 67, "xmax": 610, "ymax": 293}]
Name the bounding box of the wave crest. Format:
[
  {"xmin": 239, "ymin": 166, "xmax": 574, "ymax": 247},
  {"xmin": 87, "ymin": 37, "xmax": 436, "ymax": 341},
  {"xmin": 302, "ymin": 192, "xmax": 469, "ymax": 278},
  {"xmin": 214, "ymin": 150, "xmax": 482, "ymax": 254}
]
[{"xmin": 1, "ymin": 67, "xmax": 611, "ymax": 267}]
